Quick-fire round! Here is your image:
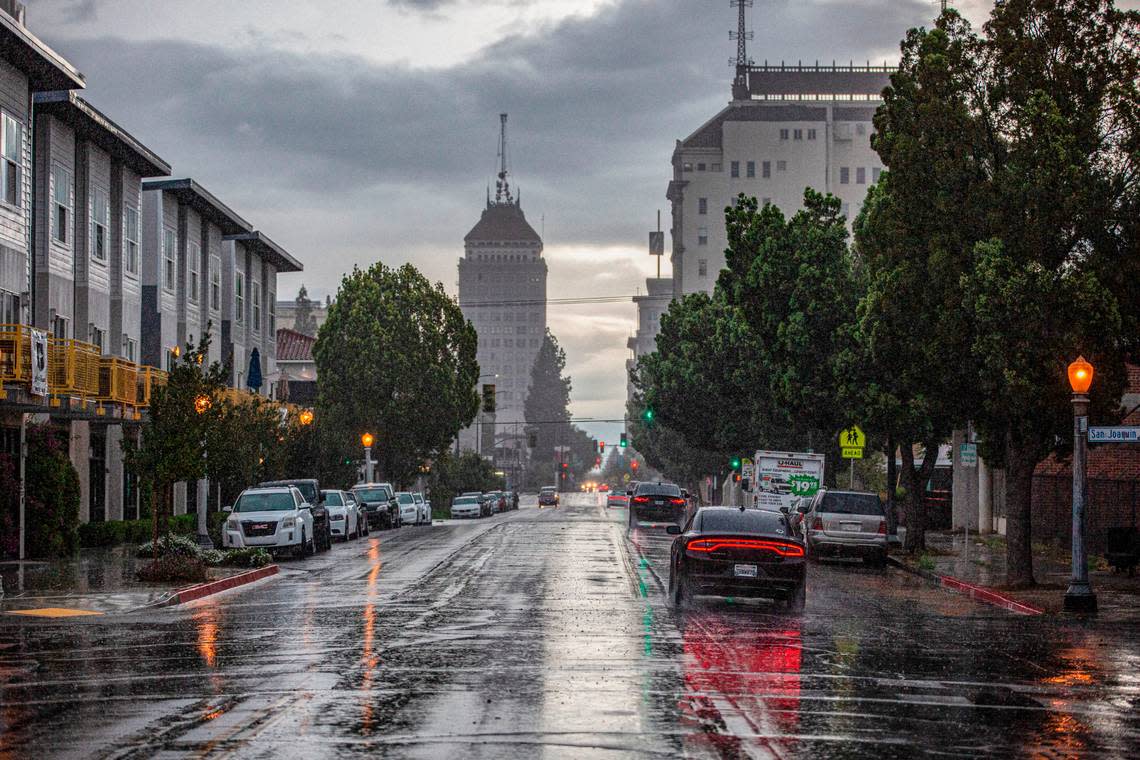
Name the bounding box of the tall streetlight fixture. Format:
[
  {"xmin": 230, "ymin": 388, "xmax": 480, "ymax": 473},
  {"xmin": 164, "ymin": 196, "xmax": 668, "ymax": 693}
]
[
  {"xmin": 362, "ymin": 432, "xmax": 375, "ymax": 483},
  {"xmin": 1064, "ymin": 355, "xmax": 1097, "ymax": 613},
  {"xmin": 194, "ymin": 393, "xmax": 213, "ymax": 548}
]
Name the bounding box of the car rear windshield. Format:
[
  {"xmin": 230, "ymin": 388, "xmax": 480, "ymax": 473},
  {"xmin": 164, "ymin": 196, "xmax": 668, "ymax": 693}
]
[
  {"xmin": 322, "ymin": 492, "xmax": 344, "ymax": 506},
  {"xmin": 355, "ymin": 488, "xmax": 390, "ymax": 501},
  {"xmin": 699, "ymin": 509, "xmax": 780, "ymax": 534},
  {"xmin": 234, "ymin": 492, "xmax": 295, "ymax": 512},
  {"xmin": 635, "ymin": 483, "xmax": 682, "ymax": 497},
  {"xmin": 819, "ymin": 493, "xmax": 884, "ymax": 516},
  {"xmin": 397, "ymin": 493, "xmax": 415, "ymax": 504}
]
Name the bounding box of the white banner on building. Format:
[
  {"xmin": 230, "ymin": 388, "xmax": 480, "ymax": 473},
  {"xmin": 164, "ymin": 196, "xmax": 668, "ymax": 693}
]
[{"xmin": 30, "ymin": 329, "xmax": 48, "ymax": 397}]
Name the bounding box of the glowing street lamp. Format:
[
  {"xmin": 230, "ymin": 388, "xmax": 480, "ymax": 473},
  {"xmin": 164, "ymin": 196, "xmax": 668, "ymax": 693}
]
[
  {"xmin": 362, "ymin": 432, "xmax": 375, "ymax": 482},
  {"xmin": 299, "ymin": 409, "xmax": 314, "ymax": 426},
  {"xmin": 1064, "ymin": 356, "xmax": 1096, "ymax": 613},
  {"xmin": 194, "ymin": 394, "xmax": 211, "ymax": 414},
  {"xmin": 193, "ymin": 393, "xmax": 212, "ymax": 548}
]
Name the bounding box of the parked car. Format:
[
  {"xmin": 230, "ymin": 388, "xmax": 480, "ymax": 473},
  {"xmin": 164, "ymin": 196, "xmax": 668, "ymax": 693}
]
[
  {"xmin": 479, "ymin": 492, "xmax": 496, "ymax": 517},
  {"xmin": 451, "ymin": 494, "xmax": 483, "ymax": 519},
  {"xmin": 607, "ymin": 492, "xmax": 629, "ymax": 508},
  {"xmin": 395, "ymin": 492, "xmax": 420, "ymax": 526},
  {"xmin": 628, "ymin": 481, "xmax": 687, "ymax": 529},
  {"xmin": 321, "ymin": 489, "xmax": 360, "ymax": 541},
  {"xmin": 258, "ymin": 479, "xmax": 331, "ymax": 552},
  {"xmin": 222, "ymin": 486, "xmax": 315, "ymax": 558},
  {"xmin": 344, "ymin": 490, "xmax": 369, "ymax": 537},
  {"xmin": 413, "ymin": 492, "xmax": 431, "ymax": 525},
  {"xmin": 798, "ymin": 489, "xmax": 888, "ymax": 566},
  {"xmin": 538, "ymin": 486, "xmax": 559, "ymax": 508},
  {"xmin": 667, "ymin": 506, "xmax": 807, "ymax": 612},
  {"xmin": 352, "ymin": 483, "xmax": 401, "ymax": 530},
  {"xmin": 485, "ymin": 491, "xmax": 508, "ymax": 514}
]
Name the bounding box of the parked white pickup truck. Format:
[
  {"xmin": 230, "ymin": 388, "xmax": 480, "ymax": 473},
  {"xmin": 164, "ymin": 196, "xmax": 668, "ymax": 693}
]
[{"xmin": 223, "ymin": 486, "xmax": 315, "ymax": 557}]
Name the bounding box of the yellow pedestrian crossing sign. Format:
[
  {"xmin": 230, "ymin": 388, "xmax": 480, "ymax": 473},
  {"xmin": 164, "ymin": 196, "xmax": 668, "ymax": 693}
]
[{"xmin": 839, "ymin": 426, "xmax": 865, "ymax": 459}]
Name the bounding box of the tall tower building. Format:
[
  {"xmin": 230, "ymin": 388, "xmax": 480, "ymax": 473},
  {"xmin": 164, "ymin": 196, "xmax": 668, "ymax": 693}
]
[
  {"xmin": 458, "ymin": 114, "xmax": 547, "ymax": 462},
  {"xmin": 668, "ymin": 2, "xmax": 893, "ymax": 297}
]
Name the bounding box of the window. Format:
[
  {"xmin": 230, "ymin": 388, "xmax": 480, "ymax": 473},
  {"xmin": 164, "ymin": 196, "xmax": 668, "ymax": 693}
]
[
  {"xmin": 730, "ymin": 161, "xmax": 739, "ymax": 178},
  {"xmin": 698, "ymin": 197, "xmax": 707, "ymax": 215},
  {"xmin": 269, "ymin": 291, "xmax": 276, "ymax": 334},
  {"xmin": 163, "ymin": 229, "xmax": 176, "ymax": 290},
  {"xmin": 779, "ymin": 128, "xmax": 789, "ymax": 140},
  {"xmin": 696, "ymin": 163, "xmax": 706, "ymax": 172},
  {"xmin": 794, "ymin": 129, "xmax": 803, "ymax": 140},
  {"xmin": 89, "ymin": 325, "xmax": 105, "ymax": 354},
  {"xmin": 808, "ymin": 128, "xmax": 817, "ymax": 140},
  {"xmin": 856, "ymin": 167, "xmax": 867, "ymax": 184},
  {"xmin": 872, "ymin": 167, "xmax": 882, "ymax": 183},
  {"xmin": 124, "ymin": 207, "xmax": 139, "ymax": 275},
  {"xmin": 697, "ymin": 226, "xmax": 708, "ymax": 246},
  {"xmin": 698, "ymin": 259, "xmax": 708, "ymax": 277},
  {"xmin": 188, "ymin": 242, "xmax": 200, "ymax": 302},
  {"xmin": 51, "ymin": 314, "xmax": 67, "ymax": 339},
  {"xmin": 90, "ymin": 189, "xmax": 109, "ymax": 262},
  {"xmin": 52, "ymin": 166, "xmax": 70, "ymax": 243},
  {"xmin": 0, "ymin": 289, "xmax": 18, "ymax": 323},
  {"xmin": 252, "ymin": 286, "xmax": 261, "ymax": 332},
  {"xmin": 762, "ymin": 161, "xmax": 771, "ymax": 179},
  {"xmin": 2, "ymin": 114, "xmax": 21, "ymax": 206},
  {"xmin": 121, "ymin": 335, "xmax": 136, "ymax": 362},
  {"xmin": 710, "ymin": 163, "xmax": 721, "ymax": 172},
  {"xmin": 210, "ymin": 256, "xmax": 221, "ymax": 310},
  {"xmin": 840, "ymin": 167, "xmax": 850, "ymax": 184},
  {"xmin": 235, "ymin": 272, "xmax": 245, "ymax": 324},
  {"xmin": 746, "ymin": 161, "xmax": 755, "ymax": 178},
  {"xmin": 777, "ymin": 160, "xmax": 787, "ymax": 172}
]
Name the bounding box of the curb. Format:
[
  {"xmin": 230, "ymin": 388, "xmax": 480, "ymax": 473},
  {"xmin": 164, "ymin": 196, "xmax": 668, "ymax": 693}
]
[
  {"xmin": 887, "ymin": 556, "xmax": 1044, "ymax": 616},
  {"xmin": 158, "ymin": 564, "xmax": 279, "ymax": 607}
]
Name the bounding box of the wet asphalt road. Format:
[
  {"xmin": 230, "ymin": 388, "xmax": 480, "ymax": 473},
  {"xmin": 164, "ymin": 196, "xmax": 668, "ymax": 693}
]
[{"xmin": 2, "ymin": 494, "xmax": 1139, "ymax": 758}]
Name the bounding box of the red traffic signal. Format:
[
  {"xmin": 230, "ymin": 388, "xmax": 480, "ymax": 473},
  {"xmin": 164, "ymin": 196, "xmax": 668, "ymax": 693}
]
[
  {"xmin": 562, "ymin": 462, "xmax": 568, "ymax": 469},
  {"xmin": 631, "ymin": 460, "xmax": 639, "ymax": 471},
  {"xmin": 599, "ymin": 442, "xmax": 605, "ymax": 453}
]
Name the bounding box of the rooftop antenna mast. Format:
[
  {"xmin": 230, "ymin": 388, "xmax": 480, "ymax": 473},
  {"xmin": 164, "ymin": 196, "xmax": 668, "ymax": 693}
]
[
  {"xmin": 730, "ymin": 1, "xmax": 754, "ymax": 100},
  {"xmin": 495, "ymin": 112, "xmax": 514, "ymax": 205}
]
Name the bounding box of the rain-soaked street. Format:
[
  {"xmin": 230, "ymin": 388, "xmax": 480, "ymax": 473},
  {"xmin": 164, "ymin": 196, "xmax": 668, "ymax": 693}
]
[{"xmin": 2, "ymin": 494, "xmax": 1139, "ymax": 758}]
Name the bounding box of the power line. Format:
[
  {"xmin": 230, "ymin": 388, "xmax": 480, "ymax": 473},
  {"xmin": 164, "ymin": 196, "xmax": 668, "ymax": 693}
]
[{"xmin": 458, "ymin": 293, "xmax": 666, "ymax": 308}]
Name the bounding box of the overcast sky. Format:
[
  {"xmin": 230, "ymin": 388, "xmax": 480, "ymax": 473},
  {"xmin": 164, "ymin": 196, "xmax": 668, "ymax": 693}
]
[{"xmin": 31, "ymin": 0, "xmax": 1002, "ymax": 443}]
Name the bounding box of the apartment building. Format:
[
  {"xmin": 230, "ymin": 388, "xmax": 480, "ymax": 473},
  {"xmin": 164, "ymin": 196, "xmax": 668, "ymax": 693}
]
[
  {"xmin": 668, "ymin": 63, "xmax": 891, "ymax": 298},
  {"xmin": 625, "ymin": 276, "xmax": 671, "ymax": 407}
]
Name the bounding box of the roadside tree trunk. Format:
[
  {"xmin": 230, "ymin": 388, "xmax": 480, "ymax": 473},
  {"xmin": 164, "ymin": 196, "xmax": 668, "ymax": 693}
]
[
  {"xmin": 1004, "ymin": 430, "xmax": 1037, "ymax": 588},
  {"xmin": 150, "ymin": 481, "xmax": 160, "ymax": 561},
  {"xmin": 899, "ymin": 439, "xmax": 941, "ymax": 554}
]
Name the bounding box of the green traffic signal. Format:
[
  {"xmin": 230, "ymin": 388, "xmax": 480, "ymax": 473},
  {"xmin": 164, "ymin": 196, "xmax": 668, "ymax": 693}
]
[
  {"xmin": 643, "ymin": 409, "xmax": 654, "ymax": 422},
  {"xmin": 730, "ymin": 456, "xmax": 741, "ymax": 470}
]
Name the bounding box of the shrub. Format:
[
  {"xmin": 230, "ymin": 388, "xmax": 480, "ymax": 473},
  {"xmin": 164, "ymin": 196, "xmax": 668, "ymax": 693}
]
[
  {"xmin": 136, "ymin": 555, "xmax": 209, "ymax": 584},
  {"xmin": 16, "ymin": 426, "xmax": 81, "ymax": 559},
  {"xmin": 221, "ymin": 547, "xmax": 272, "ymax": 568},
  {"xmin": 136, "ymin": 533, "xmax": 202, "ymax": 559}
]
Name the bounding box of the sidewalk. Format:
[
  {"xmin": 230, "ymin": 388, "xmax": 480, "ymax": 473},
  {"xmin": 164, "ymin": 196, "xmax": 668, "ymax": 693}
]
[
  {"xmin": 0, "ymin": 545, "xmax": 253, "ymax": 616},
  {"xmin": 894, "ymin": 530, "xmax": 1140, "ymax": 620}
]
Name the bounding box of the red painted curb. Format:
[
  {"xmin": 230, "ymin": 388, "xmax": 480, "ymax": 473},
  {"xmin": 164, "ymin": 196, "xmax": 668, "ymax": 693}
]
[
  {"xmin": 938, "ymin": 575, "xmax": 1044, "ymax": 616},
  {"xmin": 164, "ymin": 565, "xmax": 279, "ymax": 607}
]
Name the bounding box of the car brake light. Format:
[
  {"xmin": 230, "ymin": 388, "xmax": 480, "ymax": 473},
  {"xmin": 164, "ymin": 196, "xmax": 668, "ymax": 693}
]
[
  {"xmin": 878, "ymin": 520, "xmax": 887, "ymax": 535},
  {"xmin": 632, "ymin": 495, "xmax": 649, "ymax": 504},
  {"xmin": 686, "ymin": 538, "xmax": 805, "ymax": 557},
  {"xmin": 670, "ymin": 497, "xmax": 686, "ymax": 506},
  {"xmin": 812, "ymin": 517, "xmax": 823, "ymax": 531}
]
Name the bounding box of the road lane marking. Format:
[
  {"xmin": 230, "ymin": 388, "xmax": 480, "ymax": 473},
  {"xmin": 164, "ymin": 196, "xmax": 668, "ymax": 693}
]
[{"xmin": 5, "ymin": 607, "xmax": 103, "ymax": 618}]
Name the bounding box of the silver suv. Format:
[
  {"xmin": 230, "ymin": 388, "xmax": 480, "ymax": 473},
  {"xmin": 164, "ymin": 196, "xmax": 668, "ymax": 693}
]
[{"xmin": 798, "ymin": 489, "xmax": 888, "ymax": 566}]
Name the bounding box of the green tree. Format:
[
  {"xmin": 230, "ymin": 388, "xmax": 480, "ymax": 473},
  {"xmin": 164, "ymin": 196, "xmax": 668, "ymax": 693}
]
[
  {"xmin": 524, "ymin": 329, "xmax": 573, "ymax": 486},
  {"xmin": 314, "ymin": 263, "xmax": 479, "ymax": 487},
  {"xmin": 125, "ymin": 333, "xmax": 227, "ymax": 554},
  {"xmin": 426, "ymin": 450, "xmax": 505, "ymax": 517},
  {"xmin": 0, "ymin": 425, "xmax": 81, "ymax": 559}
]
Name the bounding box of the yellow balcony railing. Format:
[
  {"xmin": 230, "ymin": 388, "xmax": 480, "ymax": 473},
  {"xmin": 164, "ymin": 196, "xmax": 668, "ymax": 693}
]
[
  {"xmin": 96, "ymin": 356, "xmax": 140, "ymax": 405},
  {"xmin": 48, "ymin": 337, "xmax": 101, "ymax": 398},
  {"xmin": 137, "ymin": 366, "xmax": 167, "ymax": 407},
  {"xmin": 0, "ymin": 323, "xmax": 32, "ymax": 383}
]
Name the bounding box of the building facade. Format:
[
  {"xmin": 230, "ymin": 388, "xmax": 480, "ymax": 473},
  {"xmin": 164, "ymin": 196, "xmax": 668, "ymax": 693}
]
[
  {"xmin": 668, "ymin": 63, "xmax": 891, "ymax": 298},
  {"xmin": 457, "ymin": 196, "xmax": 546, "ymax": 458},
  {"xmin": 625, "ymin": 276, "xmax": 671, "ymax": 407}
]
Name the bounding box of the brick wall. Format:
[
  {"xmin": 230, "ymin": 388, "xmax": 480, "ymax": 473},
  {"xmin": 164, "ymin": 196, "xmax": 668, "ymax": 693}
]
[{"xmin": 1032, "ymin": 473, "xmax": 1140, "ymax": 552}]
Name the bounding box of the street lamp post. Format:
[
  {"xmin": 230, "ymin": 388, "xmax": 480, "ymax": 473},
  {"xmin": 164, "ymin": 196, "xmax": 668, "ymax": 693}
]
[
  {"xmin": 362, "ymin": 432, "xmax": 375, "ymax": 483},
  {"xmin": 194, "ymin": 393, "xmax": 213, "ymax": 548},
  {"xmin": 1064, "ymin": 356, "xmax": 1097, "ymax": 613}
]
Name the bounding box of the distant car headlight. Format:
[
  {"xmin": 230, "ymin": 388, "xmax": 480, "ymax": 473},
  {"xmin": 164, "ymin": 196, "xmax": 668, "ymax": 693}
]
[{"xmin": 282, "ymin": 517, "xmax": 296, "ymax": 529}]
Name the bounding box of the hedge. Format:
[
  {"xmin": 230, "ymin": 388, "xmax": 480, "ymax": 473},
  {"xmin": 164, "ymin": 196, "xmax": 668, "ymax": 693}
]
[{"xmin": 78, "ymin": 514, "xmax": 197, "ymax": 548}]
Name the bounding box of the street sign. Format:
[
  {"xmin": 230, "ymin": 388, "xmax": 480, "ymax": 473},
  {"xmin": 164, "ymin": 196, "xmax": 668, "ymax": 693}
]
[
  {"xmin": 841, "ymin": 447, "xmax": 863, "ymax": 459},
  {"xmin": 649, "ymin": 230, "xmax": 665, "ymax": 256},
  {"xmin": 838, "ymin": 426, "xmax": 866, "ymax": 449},
  {"xmin": 959, "ymin": 443, "xmax": 977, "ymax": 467},
  {"xmin": 622, "ymin": 473, "xmax": 630, "ymax": 483},
  {"xmin": 1089, "ymin": 427, "xmax": 1140, "ymax": 443}
]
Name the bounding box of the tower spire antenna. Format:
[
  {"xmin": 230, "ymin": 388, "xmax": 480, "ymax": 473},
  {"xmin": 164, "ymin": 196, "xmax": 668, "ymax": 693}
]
[
  {"xmin": 495, "ymin": 112, "xmax": 514, "ymax": 205},
  {"xmin": 729, "ymin": 1, "xmax": 754, "ymax": 100}
]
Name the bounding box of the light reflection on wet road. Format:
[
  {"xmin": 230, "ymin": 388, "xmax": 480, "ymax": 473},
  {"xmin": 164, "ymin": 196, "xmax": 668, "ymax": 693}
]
[{"xmin": 1, "ymin": 494, "xmax": 1138, "ymax": 758}]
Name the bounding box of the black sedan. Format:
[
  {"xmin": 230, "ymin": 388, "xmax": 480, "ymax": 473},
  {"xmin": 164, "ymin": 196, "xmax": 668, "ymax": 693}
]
[
  {"xmin": 628, "ymin": 481, "xmax": 687, "ymax": 528},
  {"xmin": 667, "ymin": 507, "xmax": 807, "ymax": 613}
]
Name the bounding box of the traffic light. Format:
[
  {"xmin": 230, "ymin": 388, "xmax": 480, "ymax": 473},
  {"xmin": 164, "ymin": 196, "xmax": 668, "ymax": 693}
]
[
  {"xmin": 593, "ymin": 440, "xmax": 598, "ymax": 453},
  {"xmin": 642, "ymin": 408, "xmax": 654, "ymax": 424},
  {"xmin": 733, "ymin": 472, "xmax": 741, "ymax": 483},
  {"xmin": 595, "ymin": 456, "xmax": 601, "ymax": 467},
  {"xmin": 527, "ymin": 430, "xmax": 537, "ymax": 448},
  {"xmin": 730, "ymin": 456, "xmax": 742, "ymax": 470},
  {"xmin": 482, "ymin": 384, "xmax": 496, "ymax": 414},
  {"xmin": 599, "ymin": 441, "xmax": 605, "ymax": 454},
  {"xmin": 631, "ymin": 459, "xmax": 639, "ymax": 472},
  {"xmin": 620, "ymin": 432, "xmax": 628, "ymax": 448}
]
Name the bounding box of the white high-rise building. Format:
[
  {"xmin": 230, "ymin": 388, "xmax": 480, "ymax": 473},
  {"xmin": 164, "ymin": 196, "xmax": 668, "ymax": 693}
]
[{"xmin": 668, "ymin": 62, "xmax": 893, "ymax": 298}]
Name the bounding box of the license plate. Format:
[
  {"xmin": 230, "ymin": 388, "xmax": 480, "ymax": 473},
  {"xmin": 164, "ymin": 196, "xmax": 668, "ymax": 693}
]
[
  {"xmin": 841, "ymin": 522, "xmax": 862, "ymax": 532},
  {"xmin": 653, "ymin": 499, "xmax": 664, "ymax": 505},
  {"xmin": 734, "ymin": 564, "xmax": 758, "ymax": 578}
]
